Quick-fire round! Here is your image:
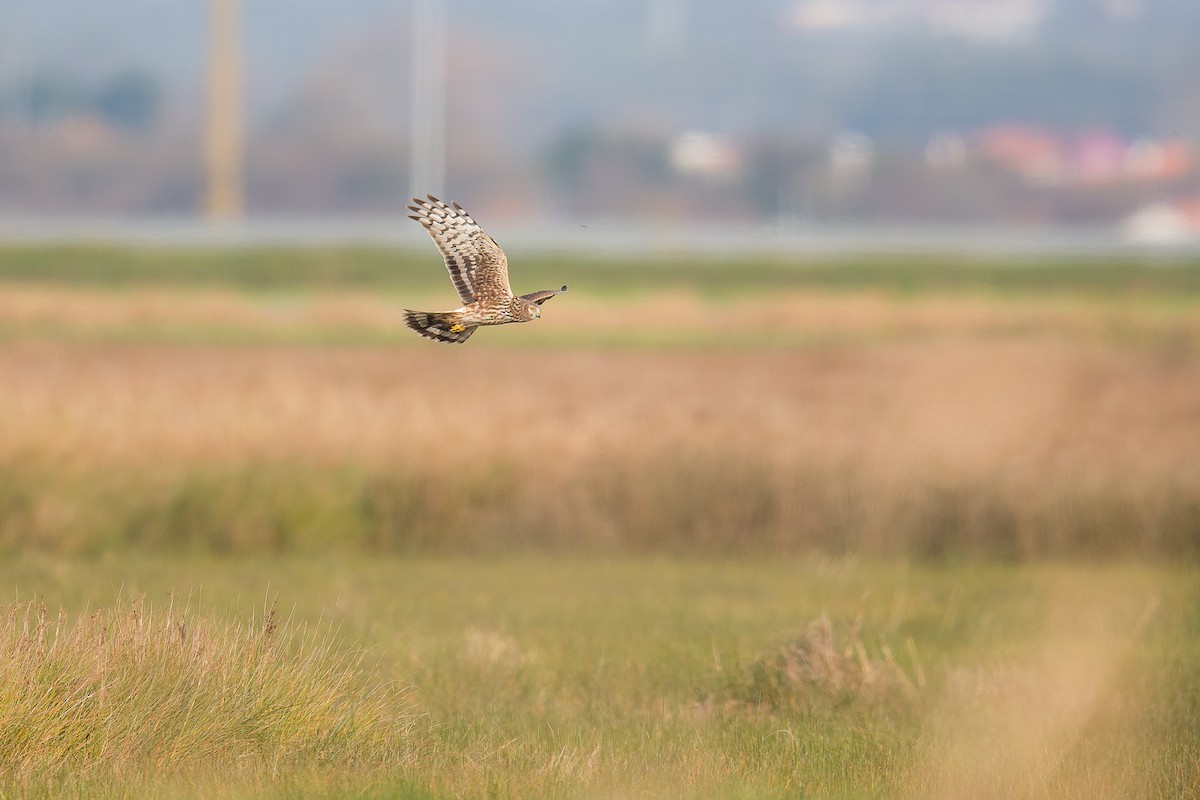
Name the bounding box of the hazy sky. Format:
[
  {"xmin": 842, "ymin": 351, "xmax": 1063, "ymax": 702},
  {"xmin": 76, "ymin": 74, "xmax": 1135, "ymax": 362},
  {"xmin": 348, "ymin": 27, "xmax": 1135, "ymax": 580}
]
[{"xmin": 1, "ymin": 0, "xmax": 1194, "ymax": 144}]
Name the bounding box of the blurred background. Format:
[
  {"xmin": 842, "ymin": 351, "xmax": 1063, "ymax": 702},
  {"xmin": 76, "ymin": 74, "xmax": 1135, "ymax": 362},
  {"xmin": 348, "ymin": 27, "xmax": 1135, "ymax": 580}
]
[
  {"xmin": 2, "ymin": 6, "xmax": 1200, "ymax": 795},
  {"xmin": 1, "ymin": 0, "xmax": 1199, "ymax": 246}
]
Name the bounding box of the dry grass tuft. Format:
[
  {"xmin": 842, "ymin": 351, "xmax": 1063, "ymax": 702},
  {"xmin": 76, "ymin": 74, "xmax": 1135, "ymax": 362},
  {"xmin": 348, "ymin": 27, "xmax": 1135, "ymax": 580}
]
[
  {"xmin": 733, "ymin": 616, "xmax": 921, "ymax": 713},
  {"xmin": 0, "ymin": 596, "xmax": 413, "ymax": 788}
]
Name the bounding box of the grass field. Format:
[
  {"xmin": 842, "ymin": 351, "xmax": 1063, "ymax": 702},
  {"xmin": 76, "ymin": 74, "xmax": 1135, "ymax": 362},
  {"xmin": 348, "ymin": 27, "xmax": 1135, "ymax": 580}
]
[
  {"xmin": 1, "ymin": 244, "xmax": 1199, "ymax": 797},
  {"xmin": 3, "ymin": 556, "xmax": 1197, "ymax": 799}
]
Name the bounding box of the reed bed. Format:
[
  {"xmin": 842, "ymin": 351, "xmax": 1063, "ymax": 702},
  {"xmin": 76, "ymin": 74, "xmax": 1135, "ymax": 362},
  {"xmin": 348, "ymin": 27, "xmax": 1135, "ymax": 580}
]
[{"xmin": 1, "ymin": 338, "xmax": 1196, "ymax": 557}]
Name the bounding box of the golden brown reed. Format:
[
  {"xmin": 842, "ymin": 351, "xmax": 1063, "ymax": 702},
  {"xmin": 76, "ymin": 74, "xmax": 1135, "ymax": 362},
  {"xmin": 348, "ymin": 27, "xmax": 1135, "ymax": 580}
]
[
  {"xmin": 1, "ymin": 283, "xmax": 1197, "ymax": 345},
  {"xmin": 0, "ymin": 285, "xmax": 401, "ymax": 339},
  {"xmin": 1, "ymin": 332, "xmax": 1197, "ymax": 557}
]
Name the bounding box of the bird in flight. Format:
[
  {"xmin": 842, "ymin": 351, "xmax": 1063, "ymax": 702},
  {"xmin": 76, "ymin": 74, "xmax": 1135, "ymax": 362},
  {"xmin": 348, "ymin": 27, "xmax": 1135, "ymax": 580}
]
[{"xmin": 403, "ymin": 195, "xmax": 567, "ymax": 343}]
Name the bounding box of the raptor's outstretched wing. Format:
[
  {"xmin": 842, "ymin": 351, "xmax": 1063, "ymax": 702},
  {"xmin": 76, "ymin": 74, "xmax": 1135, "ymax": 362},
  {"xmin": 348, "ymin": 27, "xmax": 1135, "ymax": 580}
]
[{"xmin": 407, "ymin": 195, "xmax": 512, "ymax": 305}]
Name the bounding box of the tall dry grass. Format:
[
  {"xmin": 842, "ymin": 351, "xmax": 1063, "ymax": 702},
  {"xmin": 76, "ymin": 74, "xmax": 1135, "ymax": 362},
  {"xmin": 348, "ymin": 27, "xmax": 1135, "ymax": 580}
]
[
  {"xmin": 1, "ymin": 336, "xmax": 1197, "ymax": 557},
  {"xmin": 0, "ymin": 596, "xmax": 412, "ymax": 790}
]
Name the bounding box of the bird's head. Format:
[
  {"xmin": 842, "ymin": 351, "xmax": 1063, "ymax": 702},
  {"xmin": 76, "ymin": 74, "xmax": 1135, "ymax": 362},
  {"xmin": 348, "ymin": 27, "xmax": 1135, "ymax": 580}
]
[
  {"xmin": 516, "ymin": 285, "xmax": 567, "ymax": 322},
  {"xmin": 516, "ymin": 284, "xmax": 566, "ymax": 321},
  {"xmin": 518, "ymin": 299, "xmax": 542, "ymax": 322}
]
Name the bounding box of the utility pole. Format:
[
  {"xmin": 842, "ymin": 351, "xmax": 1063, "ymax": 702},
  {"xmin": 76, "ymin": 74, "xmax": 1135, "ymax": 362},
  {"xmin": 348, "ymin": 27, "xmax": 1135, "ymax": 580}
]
[
  {"xmin": 206, "ymin": 0, "xmax": 244, "ymax": 219},
  {"xmin": 409, "ymin": 0, "xmax": 446, "ymax": 199}
]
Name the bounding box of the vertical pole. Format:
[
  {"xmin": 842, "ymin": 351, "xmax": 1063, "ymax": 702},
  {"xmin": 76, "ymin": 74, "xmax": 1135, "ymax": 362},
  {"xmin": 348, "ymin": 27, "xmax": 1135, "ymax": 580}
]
[
  {"xmin": 409, "ymin": 0, "xmax": 446, "ymax": 199},
  {"xmin": 206, "ymin": 0, "xmax": 244, "ymax": 219}
]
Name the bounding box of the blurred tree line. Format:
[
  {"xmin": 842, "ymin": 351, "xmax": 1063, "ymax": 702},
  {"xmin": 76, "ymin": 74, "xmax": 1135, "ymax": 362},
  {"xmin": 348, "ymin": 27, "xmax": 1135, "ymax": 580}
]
[
  {"xmin": 0, "ymin": 69, "xmax": 161, "ymax": 132},
  {"xmin": 1, "ymin": 0, "xmax": 1198, "ymax": 222}
]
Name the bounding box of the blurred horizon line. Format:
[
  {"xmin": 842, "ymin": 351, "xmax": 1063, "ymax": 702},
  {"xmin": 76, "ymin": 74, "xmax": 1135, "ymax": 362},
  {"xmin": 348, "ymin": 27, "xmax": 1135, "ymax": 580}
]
[{"xmin": 0, "ymin": 215, "xmax": 1196, "ymax": 258}]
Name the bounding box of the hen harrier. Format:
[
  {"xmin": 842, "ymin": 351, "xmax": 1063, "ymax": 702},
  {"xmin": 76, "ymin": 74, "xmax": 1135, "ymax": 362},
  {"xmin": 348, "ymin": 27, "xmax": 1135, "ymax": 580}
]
[{"xmin": 403, "ymin": 195, "xmax": 567, "ymax": 343}]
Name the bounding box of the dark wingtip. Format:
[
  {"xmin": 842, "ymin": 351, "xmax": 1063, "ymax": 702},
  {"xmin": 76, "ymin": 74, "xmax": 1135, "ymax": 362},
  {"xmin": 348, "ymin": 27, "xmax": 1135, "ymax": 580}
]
[
  {"xmin": 560, "ymin": 285, "xmax": 568, "ymax": 292},
  {"xmin": 426, "ymin": 193, "xmax": 441, "ymax": 203}
]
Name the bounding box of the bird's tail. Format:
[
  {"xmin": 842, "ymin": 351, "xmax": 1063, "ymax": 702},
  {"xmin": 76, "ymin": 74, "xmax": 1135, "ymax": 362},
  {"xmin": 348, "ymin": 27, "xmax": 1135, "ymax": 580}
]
[{"xmin": 403, "ymin": 310, "xmax": 477, "ymax": 344}]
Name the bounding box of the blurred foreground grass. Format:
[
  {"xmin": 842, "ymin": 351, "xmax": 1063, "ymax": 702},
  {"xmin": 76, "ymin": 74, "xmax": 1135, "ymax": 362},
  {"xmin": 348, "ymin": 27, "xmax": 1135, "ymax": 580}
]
[{"xmin": 2, "ymin": 555, "xmax": 1196, "ymax": 798}]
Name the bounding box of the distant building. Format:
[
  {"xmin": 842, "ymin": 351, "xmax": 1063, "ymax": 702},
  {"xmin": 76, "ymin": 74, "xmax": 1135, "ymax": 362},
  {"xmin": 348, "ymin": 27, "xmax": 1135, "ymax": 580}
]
[
  {"xmin": 789, "ymin": 0, "xmax": 879, "ymax": 31},
  {"xmin": 669, "ymin": 131, "xmax": 741, "ymax": 180},
  {"xmin": 789, "ymin": 0, "xmax": 1045, "ymax": 40},
  {"xmin": 972, "ymin": 125, "xmax": 1194, "ymax": 187},
  {"xmin": 928, "ymin": 0, "xmax": 1045, "ymax": 41},
  {"xmin": 829, "ymin": 131, "xmax": 874, "ymax": 175},
  {"xmin": 1120, "ymin": 200, "xmax": 1200, "ymax": 244},
  {"xmin": 1070, "ymin": 131, "xmax": 1127, "ymax": 185},
  {"xmin": 974, "ymin": 124, "xmax": 1063, "ymax": 185},
  {"xmin": 925, "ymin": 133, "xmax": 968, "ymax": 170},
  {"xmin": 1124, "ymin": 139, "xmax": 1195, "ymax": 183}
]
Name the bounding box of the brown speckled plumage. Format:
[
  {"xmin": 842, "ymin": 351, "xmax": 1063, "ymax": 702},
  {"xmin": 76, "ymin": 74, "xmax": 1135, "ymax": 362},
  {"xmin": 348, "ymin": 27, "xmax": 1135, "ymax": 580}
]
[{"xmin": 403, "ymin": 195, "xmax": 567, "ymax": 344}]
